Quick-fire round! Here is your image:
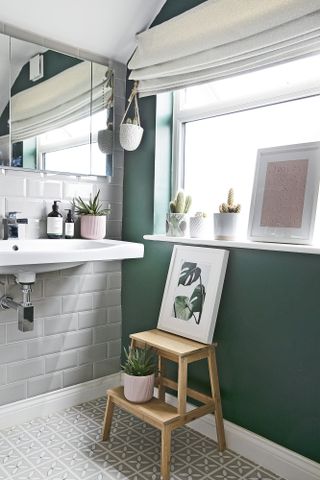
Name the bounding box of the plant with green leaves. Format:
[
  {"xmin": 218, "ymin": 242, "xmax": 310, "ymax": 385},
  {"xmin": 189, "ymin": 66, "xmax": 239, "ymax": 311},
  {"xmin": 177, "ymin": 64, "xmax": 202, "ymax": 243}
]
[
  {"xmin": 122, "ymin": 347, "xmax": 156, "ymax": 376},
  {"xmin": 173, "ymin": 262, "xmax": 206, "ymax": 325},
  {"xmin": 72, "ymin": 190, "xmax": 110, "ymax": 216},
  {"xmin": 169, "ymin": 190, "xmax": 192, "ymax": 214},
  {"xmin": 219, "ymin": 188, "xmax": 241, "ymax": 213}
]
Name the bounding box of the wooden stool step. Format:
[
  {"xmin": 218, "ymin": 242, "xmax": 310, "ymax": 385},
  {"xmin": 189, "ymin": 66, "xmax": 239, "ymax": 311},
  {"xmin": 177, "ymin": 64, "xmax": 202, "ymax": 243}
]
[{"xmin": 102, "ymin": 329, "xmax": 226, "ymax": 480}]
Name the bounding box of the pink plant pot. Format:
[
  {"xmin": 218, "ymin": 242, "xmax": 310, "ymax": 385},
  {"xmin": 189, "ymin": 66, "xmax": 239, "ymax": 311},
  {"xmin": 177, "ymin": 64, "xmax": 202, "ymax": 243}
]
[
  {"xmin": 80, "ymin": 215, "xmax": 106, "ymax": 240},
  {"xmin": 123, "ymin": 373, "xmax": 155, "ymax": 403}
]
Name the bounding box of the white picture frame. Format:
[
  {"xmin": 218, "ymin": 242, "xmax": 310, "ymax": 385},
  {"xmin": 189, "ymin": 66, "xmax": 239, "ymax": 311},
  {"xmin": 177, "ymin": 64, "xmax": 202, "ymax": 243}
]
[
  {"xmin": 157, "ymin": 246, "xmax": 229, "ymax": 344},
  {"xmin": 248, "ymin": 142, "xmax": 320, "ymax": 244}
]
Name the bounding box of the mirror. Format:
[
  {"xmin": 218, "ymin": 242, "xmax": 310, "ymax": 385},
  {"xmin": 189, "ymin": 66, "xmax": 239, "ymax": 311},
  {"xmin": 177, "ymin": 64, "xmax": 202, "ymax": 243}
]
[{"xmin": 0, "ymin": 34, "xmax": 114, "ymax": 176}]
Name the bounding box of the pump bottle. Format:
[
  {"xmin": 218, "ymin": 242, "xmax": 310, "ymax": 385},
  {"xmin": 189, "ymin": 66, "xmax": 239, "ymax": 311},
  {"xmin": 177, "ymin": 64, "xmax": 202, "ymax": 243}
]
[
  {"xmin": 64, "ymin": 209, "xmax": 74, "ymax": 239},
  {"xmin": 47, "ymin": 201, "xmax": 63, "ymax": 238}
]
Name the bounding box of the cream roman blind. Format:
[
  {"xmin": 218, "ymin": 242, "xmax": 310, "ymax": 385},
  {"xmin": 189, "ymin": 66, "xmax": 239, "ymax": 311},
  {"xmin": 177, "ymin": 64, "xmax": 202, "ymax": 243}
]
[
  {"xmin": 128, "ymin": 0, "xmax": 320, "ymax": 96},
  {"xmin": 11, "ymin": 62, "xmax": 112, "ymax": 142}
]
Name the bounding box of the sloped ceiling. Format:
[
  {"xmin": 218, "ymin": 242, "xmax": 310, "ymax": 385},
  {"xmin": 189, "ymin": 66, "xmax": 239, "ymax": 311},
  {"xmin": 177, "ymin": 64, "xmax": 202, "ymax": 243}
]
[{"xmin": 0, "ymin": 0, "xmax": 167, "ymax": 63}]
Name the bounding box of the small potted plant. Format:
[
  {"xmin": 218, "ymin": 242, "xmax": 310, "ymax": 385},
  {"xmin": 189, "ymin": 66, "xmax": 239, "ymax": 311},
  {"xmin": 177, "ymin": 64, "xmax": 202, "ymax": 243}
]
[
  {"xmin": 73, "ymin": 190, "xmax": 110, "ymax": 240},
  {"xmin": 119, "ymin": 82, "xmax": 144, "ymax": 151},
  {"xmin": 166, "ymin": 190, "xmax": 192, "ymax": 237},
  {"xmin": 122, "ymin": 346, "xmax": 156, "ymax": 403},
  {"xmin": 190, "ymin": 211, "xmax": 209, "ymax": 238},
  {"xmin": 214, "ymin": 188, "xmax": 241, "ymax": 239}
]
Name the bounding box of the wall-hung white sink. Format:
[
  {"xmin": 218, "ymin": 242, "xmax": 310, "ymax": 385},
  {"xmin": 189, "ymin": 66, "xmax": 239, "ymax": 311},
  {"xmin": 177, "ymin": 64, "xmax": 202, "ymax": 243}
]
[{"xmin": 0, "ymin": 239, "xmax": 144, "ymax": 277}]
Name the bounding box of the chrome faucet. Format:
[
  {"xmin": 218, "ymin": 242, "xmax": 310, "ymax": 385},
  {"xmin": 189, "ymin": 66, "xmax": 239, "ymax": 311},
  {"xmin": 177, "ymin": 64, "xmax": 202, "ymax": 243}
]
[{"xmin": 3, "ymin": 212, "xmax": 27, "ymax": 239}]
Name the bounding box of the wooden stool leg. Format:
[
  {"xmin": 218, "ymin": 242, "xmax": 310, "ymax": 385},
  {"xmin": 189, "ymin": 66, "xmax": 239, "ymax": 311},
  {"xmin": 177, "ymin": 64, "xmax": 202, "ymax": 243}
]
[
  {"xmin": 102, "ymin": 396, "xmax": 114, "ymax": 441},
  {"xmin": 177, "ymin": 357, "xmax": 188, "ymax": 415},
  {"xmin": 208, "ymin": 347, "xmax": 226, "ymax": 451},
  {"xmin": 158, "ymin": 354, "xmax": 166, "ymax": 401},
  {"xmin": 161, "ymin": 426, "xmax": 171, "ymax": 480}
]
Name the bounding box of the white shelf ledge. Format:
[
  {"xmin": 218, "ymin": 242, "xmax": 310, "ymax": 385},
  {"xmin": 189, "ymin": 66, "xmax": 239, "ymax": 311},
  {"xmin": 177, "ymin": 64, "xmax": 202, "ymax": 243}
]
[{"xmin": 143, "ymin": 234, "xmax": 320, "ymax": 255}]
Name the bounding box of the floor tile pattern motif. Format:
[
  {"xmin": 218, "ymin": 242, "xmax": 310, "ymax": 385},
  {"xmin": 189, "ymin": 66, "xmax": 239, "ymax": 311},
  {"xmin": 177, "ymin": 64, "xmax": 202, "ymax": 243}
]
[{"xmin": 0, "ymin": 397, "xmax": 287, "ymax": 479}]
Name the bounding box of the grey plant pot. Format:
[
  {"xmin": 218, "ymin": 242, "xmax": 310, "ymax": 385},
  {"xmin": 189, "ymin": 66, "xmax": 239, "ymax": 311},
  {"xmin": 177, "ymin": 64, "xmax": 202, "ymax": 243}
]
[{"xmin": 214, "ymin": 213, "xmax": 239, "ymax": 240}]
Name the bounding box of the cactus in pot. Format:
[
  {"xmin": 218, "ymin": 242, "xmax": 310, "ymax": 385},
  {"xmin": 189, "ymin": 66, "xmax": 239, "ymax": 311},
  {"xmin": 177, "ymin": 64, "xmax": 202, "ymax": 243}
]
[
  {"xmin": 219, "ymin": 188, "xmax": 241, "ymax": 213},
  {"xmin": 214, "ymin": 188, "xmax": 241, "ymax": 239},
  {"xmin": 167, "ymin": 190, "xmax": 192, "ymax": 237},
  {"xmin": 169, "ymin": 190, "xmax": 192, "ymax": 214}
]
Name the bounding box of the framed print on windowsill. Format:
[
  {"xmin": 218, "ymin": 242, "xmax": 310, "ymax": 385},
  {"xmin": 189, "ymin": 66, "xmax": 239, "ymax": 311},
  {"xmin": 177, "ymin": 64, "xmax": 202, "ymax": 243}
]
[
  {"xmin": 248, "ymin": 142, "xmax": 320, "ymax": 245},
  {"xmin": 157, "ymin": 245, "xmax": 229, "ymax": 344}
]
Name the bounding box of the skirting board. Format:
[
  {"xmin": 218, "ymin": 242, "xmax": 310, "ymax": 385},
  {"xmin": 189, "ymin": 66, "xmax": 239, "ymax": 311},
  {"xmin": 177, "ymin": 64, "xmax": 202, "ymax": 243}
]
[
  {"xmin": 165, "ymin": 392, "xmax": 320, "ymax": 480},
  {"xmin": 0, "ymin": 372, "xmax": 121, "ymax": 430}
]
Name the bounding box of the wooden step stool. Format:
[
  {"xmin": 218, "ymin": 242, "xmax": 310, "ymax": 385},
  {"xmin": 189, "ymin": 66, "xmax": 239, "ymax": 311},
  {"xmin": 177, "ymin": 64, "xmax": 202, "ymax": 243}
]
[{"xmin": 102, "ymin": 329, "xmax": 226, "ymax": 480}]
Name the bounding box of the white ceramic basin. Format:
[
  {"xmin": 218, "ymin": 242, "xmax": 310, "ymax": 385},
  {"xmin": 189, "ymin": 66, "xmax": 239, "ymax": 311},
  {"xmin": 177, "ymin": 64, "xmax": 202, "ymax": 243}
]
[{"xmin": 0, "ymin": 239, "xmax": 144, "ymax": 276}]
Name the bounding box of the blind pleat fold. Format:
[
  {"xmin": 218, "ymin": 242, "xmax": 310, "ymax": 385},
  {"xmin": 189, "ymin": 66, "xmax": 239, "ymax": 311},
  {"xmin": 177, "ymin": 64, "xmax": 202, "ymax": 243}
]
[
  {"xmin": 11, "ymin": 62, "xmax": 111, "ymax": 142},
  {"xmin": 128, "ymin": 0, "xmax": 320, "ymax": 97}
]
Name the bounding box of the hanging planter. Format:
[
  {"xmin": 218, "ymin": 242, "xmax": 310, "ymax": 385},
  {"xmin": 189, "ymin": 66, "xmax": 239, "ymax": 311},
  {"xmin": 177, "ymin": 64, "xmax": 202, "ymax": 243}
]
[
  {"xmin": 98, "ymin": 124, "xmax": 113, "ymax": 154},
  {"xmin": 119, "ymin": 82, "xmax": 144, "ymax": 151}
]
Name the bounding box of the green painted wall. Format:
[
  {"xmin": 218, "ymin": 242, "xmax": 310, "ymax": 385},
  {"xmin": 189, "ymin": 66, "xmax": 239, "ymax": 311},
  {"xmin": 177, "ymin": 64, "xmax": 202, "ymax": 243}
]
[{"xmin": 122, "ymin": 0, "xmax": 320, "ymax": 464}]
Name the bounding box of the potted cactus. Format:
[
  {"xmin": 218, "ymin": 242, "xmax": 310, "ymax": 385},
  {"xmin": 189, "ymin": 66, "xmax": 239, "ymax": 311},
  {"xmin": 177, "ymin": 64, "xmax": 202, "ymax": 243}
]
[
  {"xmin": 72, "ymin": 190, "xmax": 110, "ymax": 240},
  {"xmin": 214, "ymin": 188, "xmax": 241, "ymax": 239},
  {"xmin": 190, "ymin": 211, "xmax": 209, "ymax": 238},
  {"xmin": 122, "ymin": 346, "xmax": 156, "ymax": 403},
  {"xmin": 166, "ymin": 190, "xmax": 192, "ymax": 237}
]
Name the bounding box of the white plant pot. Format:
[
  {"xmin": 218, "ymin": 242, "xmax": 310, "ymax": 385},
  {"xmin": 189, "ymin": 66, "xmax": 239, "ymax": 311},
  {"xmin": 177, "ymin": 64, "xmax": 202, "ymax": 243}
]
[
  {"xmin": 190, "ymin": 216, "xmax": 209, "ymax": 238},
  {"xmin": 214, "ymin": 213, "xmax": 239, "ymax": 240},
  {"xmin": 123, "ymin": 373, "xmax": 155, "ymax": 403},
  {"xmin": 166, "ymin": 213, "xmax": 189, "ymax": 237},
  {"xmin": 97, "ymin": 128, "xmax": 113, "ymax": 154},
  {"xmin": 119, "ymin": 123, "xmax": 144, "ymax": 151},
  {"xmin": 80, "ymin": 215, "xmax": 106, "ymax": 240}
]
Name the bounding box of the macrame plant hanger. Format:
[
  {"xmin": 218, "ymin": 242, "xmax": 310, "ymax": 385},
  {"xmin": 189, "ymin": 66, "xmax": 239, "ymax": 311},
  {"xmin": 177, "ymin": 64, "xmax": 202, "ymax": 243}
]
[{"xmin": 119, "ymin": 81, "xmax": 144, "ymax": 151}]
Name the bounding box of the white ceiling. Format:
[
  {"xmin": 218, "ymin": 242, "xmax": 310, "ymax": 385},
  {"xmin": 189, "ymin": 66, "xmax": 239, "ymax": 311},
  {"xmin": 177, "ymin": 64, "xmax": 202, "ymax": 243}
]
[{"xmin": 0, "ymin": 0, "xmax": 166, "ymax": 63}]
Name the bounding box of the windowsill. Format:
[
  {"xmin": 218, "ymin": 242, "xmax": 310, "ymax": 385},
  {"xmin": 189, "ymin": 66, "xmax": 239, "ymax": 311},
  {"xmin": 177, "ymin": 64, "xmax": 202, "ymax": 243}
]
[{"xmin": 143, "ymin": 234, "xmax": 320, "ymax": 255}]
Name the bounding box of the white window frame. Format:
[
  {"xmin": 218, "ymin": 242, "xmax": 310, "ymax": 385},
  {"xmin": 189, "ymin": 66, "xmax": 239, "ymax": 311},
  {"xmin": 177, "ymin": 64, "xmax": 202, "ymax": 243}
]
[{"xmin": 172, "ymin": 63, "xmax": 320, "ymax": 195}]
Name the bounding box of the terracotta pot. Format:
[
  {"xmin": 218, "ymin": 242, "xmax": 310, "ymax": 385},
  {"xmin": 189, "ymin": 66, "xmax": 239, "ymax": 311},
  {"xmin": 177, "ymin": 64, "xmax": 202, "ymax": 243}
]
[
  {"xmin": 80, "ymin": 215, "xmax": 106, "ymax": 240},
  {"xmin": 123, "ymin": 372, "xmax": 155, "ymax": 403}
]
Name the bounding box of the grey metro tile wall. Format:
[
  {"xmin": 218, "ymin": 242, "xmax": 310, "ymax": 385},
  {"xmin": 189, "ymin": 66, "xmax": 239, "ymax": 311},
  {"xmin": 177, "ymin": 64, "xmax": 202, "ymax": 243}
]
[{"xmin": 0, "ymin": 107, "xmax": 125, "ymax": 405}]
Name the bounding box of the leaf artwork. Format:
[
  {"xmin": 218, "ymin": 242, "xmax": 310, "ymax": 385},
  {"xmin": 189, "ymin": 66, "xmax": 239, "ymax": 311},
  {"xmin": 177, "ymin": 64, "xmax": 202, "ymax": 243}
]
[{"xmin": 173, "ymin": 261, "xmax": 206, "ymax": 325}]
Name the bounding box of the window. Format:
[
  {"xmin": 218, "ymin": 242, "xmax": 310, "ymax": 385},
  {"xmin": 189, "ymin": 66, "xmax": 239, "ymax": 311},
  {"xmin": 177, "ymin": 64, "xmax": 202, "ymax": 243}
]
[
  {"xmin": 173, "ymin": 54, "xmax": 320, "ymax": 238},
  {"xmin": 38, "ymin": 110, "xmax": 107, "ymax": 176}
]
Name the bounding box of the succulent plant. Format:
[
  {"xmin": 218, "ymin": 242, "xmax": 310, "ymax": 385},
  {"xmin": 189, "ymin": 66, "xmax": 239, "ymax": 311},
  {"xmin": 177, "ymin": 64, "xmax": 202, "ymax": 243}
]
[
  {"xmin": 169, "ymin": 190, "xmax": 192, "ymax": 214},
  {"xmin": 194, "ymin": 211, "xmax": 207, "ymax": 218},
  {"xmin": 219, "ymin": 188, "xmax": 241, "ymax": 213},
  {"xmin": 72, "ymin": 190, "xmax": 110, "ymax": 216},
  {"xmin": 122, "ymin": 347, "xmax": 156, "ymax": 376}
]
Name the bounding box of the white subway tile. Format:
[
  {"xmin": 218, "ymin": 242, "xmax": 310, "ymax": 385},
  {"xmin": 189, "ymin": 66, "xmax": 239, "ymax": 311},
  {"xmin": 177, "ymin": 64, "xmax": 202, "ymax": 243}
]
[
  {"xmin": 27, "ymin": 372, "xmax": 62, "ymax": 397},
  {"xmin": 45, "ymin": 351, "xmax": 78, "ymax": 373},
  {"xmin": 7, "ymin": 358, "xmax": 44, "ymax": 383},
  {"xmin": 63, "ymin": 364, "xmax": 93, "ymax": 388},
  {"xmin": 0, "ymin": 176, "xmax": 26, "ymax": 197},
  {"xmin": 63, "ymin": 182, "xmax": 94, "ymax": 200},
  {"xmin": 63, "ymin": 330, "xmax": 92, "ymax": 351},
  {"xmin": 6, "ymin": 198, "xmax": 45, "ymax": 218}
]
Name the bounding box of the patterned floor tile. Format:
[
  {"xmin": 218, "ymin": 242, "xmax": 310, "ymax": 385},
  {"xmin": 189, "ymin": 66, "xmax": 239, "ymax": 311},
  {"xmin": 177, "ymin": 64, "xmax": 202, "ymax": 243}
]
[
  {"xmin": 11, "ymin": 468, "xmax": 44, "ymax": 480},
  {"xmin": 244, "ymin": 467, "xmax": 279, "ymax": 480},
  {"xmin": 1, "ymin": 456, "xmax": 34, "ymax": 478},
  {"xmin": 37, "ymin": 459, "xmax": 68, "ymax": 478},
  {"xmin": 0, "ymin": 396, "xmax": 286, "ymax": 480},
  {"xmin": 206, "ymin": 466, "xmax": 242, "ymax": 479}
]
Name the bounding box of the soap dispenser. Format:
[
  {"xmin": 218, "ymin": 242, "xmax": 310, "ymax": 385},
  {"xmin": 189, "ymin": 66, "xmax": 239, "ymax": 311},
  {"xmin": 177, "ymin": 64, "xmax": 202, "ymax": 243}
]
[
  {"xmin": 47, "ymin": 201, "xmax": 63, "ymax": 238},
  {"xmin": 64, "ymin": 209, "xmax": 74, "ymax": 239}
]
